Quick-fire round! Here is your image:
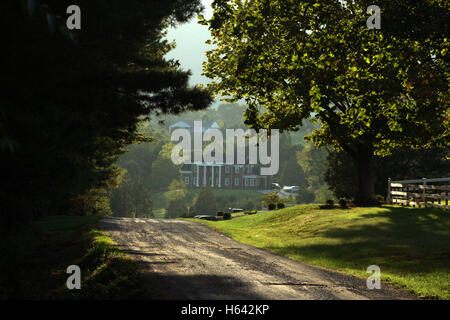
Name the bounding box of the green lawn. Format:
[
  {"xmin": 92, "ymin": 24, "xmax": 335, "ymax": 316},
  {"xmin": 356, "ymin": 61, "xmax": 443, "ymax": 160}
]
[
  {"xmin": 0, "ymin": 215, "xmax": 163, "ymax": 299},
  {"xmin": 190, "ymin": 204, "xmax": 450, "ymax": 299}
]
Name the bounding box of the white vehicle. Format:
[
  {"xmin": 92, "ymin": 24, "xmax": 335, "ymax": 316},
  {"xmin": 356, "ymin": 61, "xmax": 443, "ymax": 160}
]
[{"xmin": 282, "ymin": 186, "xmax": 300, "ymax": 193}]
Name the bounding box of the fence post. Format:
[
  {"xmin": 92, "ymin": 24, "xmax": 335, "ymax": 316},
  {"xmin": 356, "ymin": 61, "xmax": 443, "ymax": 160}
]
[
  {"xmin": 406, "ymin": 183, "xmax": 409, "ymax": 206},
  {"xmin": 387, "ymin": 178, "xmax": 392, "ymax": 204},
  {"xmin": 422, "ymin": 177, "xmax": 427, "ymax": 208},
  {"xmin": 446, "ymin": 187, "xmax": 448, "ymax": 208}
]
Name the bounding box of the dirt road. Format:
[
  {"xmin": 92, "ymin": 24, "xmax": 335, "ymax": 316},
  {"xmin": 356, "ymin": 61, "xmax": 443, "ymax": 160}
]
[{"xmin": 100, "ymin": 217, "xmax": 416, "ymax": 300}]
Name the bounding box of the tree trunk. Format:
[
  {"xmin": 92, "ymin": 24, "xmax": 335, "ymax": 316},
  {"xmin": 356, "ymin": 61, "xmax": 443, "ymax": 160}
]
[{"xmin": 352, "ymin": 144, "xmax": 377, "ymax": 206}]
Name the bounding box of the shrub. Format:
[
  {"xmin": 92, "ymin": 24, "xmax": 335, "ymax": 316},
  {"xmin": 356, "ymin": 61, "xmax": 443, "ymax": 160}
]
[
  {"xmin": 262, "ymin": 192, "xmax": 280, "ymax": 208},
  {"xmin": 223, "ymin": 212, "xmax": 231, "ymax": 220},
  {"xmin": 338, "ymin": 198, "xmax": 348, "ymax": 209},
  {"xmin": 268, "ymin": 203, "xmax": 276, "ymax": 211},
  {"xmin": 216, "ymin": 211, "xmax": 225, "ymax": 217},
  {"xmin": 319, "ymin": 199, "xmax": 335, "ymax": 209},
  {"xmin": 277, "ymin": 202, "xmax": 285, "ymax": 209},
  {"xmin": 376, "ymin": 195, "xmax": 385, "ymax": 203}
]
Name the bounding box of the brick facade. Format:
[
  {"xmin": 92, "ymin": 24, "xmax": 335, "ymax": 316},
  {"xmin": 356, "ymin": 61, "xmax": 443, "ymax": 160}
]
[{"xmin": 180, "ymin": 163, "xmax": 271, "ymax": 190}]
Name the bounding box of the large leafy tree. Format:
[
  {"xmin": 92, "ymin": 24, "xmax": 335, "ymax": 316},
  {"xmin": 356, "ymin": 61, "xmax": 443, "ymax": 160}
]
[
  {"xmin": 201, "ymin": 0, "xmax": 449, "ymax": 204},
  {"xmin": 0, "ymin": 1, "xmax": 212, "ymax": 233}
]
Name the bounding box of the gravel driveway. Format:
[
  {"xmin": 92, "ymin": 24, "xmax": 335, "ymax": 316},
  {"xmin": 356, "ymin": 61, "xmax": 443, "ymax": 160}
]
[{"xmin": 99, "ymin": 217, "xmax": 417, "ymax": 300}]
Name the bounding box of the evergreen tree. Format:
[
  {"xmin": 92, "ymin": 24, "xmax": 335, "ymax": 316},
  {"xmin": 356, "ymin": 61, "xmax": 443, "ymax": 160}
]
[{"xmin": 0, "ymin": 1, "xmax": 211, "ymax": 233}]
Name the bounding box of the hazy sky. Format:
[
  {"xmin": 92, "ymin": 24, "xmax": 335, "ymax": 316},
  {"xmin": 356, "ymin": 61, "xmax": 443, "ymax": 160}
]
[{"xmin": 165, "ymin": 0, "xmax": 218, "ymax": 106}]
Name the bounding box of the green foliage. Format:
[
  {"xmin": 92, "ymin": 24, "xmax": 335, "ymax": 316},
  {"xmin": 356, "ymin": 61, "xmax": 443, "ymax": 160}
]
[
  {"xmin": 202, "ymin": 0, "xmax": 449, "ymax": 204},
  {"xmin": 325, "ymin": 199, "xmax": 335, "ymax": 207},
  {"xmin": 193, "ymin": 187, "xmax": 218, "ymax": 215},
  {"xmin": 338, "ymin": 198, "xmax": 348, "ymax": 209},
  {"xmin": 216, "ymin": 211, "xmax": 225, "ymax": 217},
  {"xmin": 262, "ymin": 192, "xmax": 281, "ymax": 208},
  {"xmin": 297, "ymin": 143, "xmax": 333, "ymax": 204},
  {"xmin": 222, "ymin": 212, "xmax": 232, "ymax": 220},
  {"xmin": 242, "ymin": 199, "xmax": 256, "ymax": 211},
  {"xmin": 165, "ymin": 199, "xmax": 188, "ymax": 219},
  {"xmin": 277, "ymin": 203, "xmax": 285, "ymax": 209},
  {"xmin": 268, "ymin": 203, "xmax": 276, "ymax": 211},
  {"xmin": 276, "ymin": 133, "xmax": 309, "ymax": 187},
  {"xmin": 295, "ymin": 188, "xmax": 315, "ymax": 204},
  {"xmin": 110, "ymin": 175, "xmax": 153, "ymax": 218},
  {"xmin": 0, "ymin": 1, "xmax": 212, "ymax": 233},
  {"xmin": 313, "ymin": 185, "xmax": 335, "ymax": 204},
  {"xmin": 150, "ymin": 157, "xmax": 181, "ymax": 191},
  {"xmin": 375, "ymin": 195, "xmax": 385, "ymax": 204},
  {"xmin": 169, "ymin": 179, "xmax": 188, "ymax": 192}
]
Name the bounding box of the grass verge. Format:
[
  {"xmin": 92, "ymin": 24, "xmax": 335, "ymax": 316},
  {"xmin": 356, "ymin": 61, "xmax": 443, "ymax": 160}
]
[
  {"xmin": 0, "ymin": 215, "xmax": 161, "ymax": 299},
  {"xmin": 188, "ymin": 204, "xmax": 450, "ymax": 299}
]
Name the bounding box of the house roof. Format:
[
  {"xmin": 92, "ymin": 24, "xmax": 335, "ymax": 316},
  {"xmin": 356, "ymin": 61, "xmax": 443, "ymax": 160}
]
[{"xmin": 169, "ymin": 120, "xmax": 221, "ymax": 132}]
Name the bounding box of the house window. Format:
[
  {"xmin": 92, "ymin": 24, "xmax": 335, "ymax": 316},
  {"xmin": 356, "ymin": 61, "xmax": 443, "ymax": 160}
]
[
  {"xmin": 250, "ymin": 179, "xmax": 255, "ymax": 187},
  {"xmin": 194, "ymin": 165, "xmax": 197, "ymax": 172},
  {"xmin": 225, "ymin": 178, "xmax": 230, "ymax": 186},
  {"xmin": 244, "ymin": 178, "xmax": 249, "ymax": 186},
  {"xmin": 225, "ymin": 166, "xmax": 230, "ymax": 173},
  {"xmin": 235, "ymin": 166, "xmax": 240, "ymax": 173},
  {"xmin": 194, "ymin": 177, "xmax": 198, "ymax": 185},
  {"xmin": 185, "ymin": 176, "xmax": 190, "ymax": 184},
  {"xmin": 235, "ymin": 178, "xmax": 239, "ymax": 186}
]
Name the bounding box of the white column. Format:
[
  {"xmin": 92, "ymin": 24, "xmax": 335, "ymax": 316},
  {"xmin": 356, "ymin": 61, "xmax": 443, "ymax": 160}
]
[
  {"xmin": 203, "ymin": 165, "xmax": 207, "ymax": 186},
  {"xmin": 211, "ymin": 166, "xmax": 214, "ymax": 187},
  {"xmin": 196, "ymin": 164, "xmax": 200, "ymax": 187},
  {"xmin": 218, "ymin": 165, "xmax": 222, "ymax": 188}
]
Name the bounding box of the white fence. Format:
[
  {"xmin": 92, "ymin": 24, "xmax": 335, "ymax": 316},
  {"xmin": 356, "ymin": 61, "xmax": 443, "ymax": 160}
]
[{"xmin": 387, "ymin": 177, "xmax": 450, "ymax": 210}]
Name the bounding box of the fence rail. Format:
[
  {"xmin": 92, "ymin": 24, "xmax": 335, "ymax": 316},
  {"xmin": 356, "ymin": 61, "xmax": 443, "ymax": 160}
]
[{"xmin": 387, "ymin": 177, "xmax": 450, "ymax": 210}]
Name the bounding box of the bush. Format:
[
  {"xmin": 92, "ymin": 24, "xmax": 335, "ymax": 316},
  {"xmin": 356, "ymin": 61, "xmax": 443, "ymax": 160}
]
[
  {"xmin": 223, "ymin": 212, "xmax": 231, "ymax": 220},
  {"xmin": 376, "ymin": 195, "xmax": 385, "ymax": 203},
  {"xmin": 268, "ymin": 203, "xmax": 276, "ymax": 211},
  {"xmin": 216, "ymin": 211, "xmax": 225, "ymax": 217},
  {"xmin": 244, "ymin": 210, "xmax": 257, "ymax": 215},
  {"xmin": 277, "ymin": 203, "xmax": 285, "ymax": 209},
  {"xmin": 338, "ymin": 198, "xmax": 348, "ymax": 209},
  {"xmin": 319, "ymin": 199, "xmax": 335, "ymax": 209},
  {"xmin": 262, "ymin": 192, "xmax": 281, "ymax": 208}
]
